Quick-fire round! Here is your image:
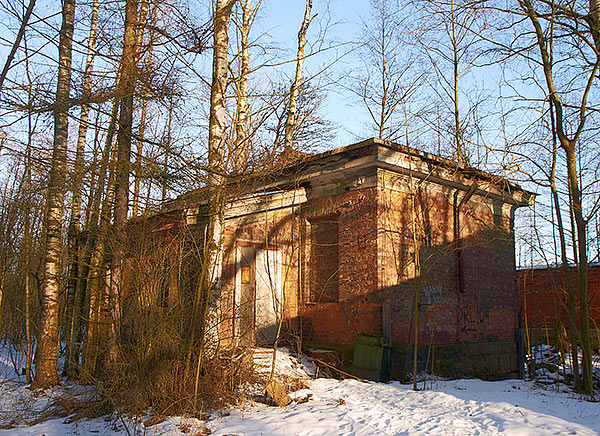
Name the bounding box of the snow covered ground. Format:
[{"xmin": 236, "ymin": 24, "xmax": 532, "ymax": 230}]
[
  {"xmin": 1, "ymin": 344, "xmax": 599, "ymax": 436},
  {"xmin": 210, "ymin": 378, "xmax": 600, "ymax": 436}
]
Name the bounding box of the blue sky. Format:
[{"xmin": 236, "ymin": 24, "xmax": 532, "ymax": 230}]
[
  {"xmin": 251, "ymin": 0, "xmax": 373, "ymax": 146},
  {"xmin": 2, "ymin": 0, "xmax": 593, "ymax": 265}
]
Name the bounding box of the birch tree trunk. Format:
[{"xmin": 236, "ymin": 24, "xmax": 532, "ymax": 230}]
[
  {"xmin": 232, "ymin": 0, "xmax": 260, "ymax": 170},
  {"xmin": 64, "ymin": 0, "xmax": 100, "ymax": 377},
  {"xmin": 81, "ymin": 127, "xmax": 118, "ymax": 380},
  {"xmin": 284, "ymin": 0, "xmax": 312, "ymax": 152},
  {"xmin": 193, "ymin": 0, "xmax": 234, "ymax": 333},
  {"xmin": 190, "ymin": 0, "xmax": 235, "ymax": 408},
  {"xmin": 162, "ymin": 99, "xmax": 173, "ymax": 202},
  {"xmin": 33, "ymin": 0, "xmax": 75, "ymax": 389}
]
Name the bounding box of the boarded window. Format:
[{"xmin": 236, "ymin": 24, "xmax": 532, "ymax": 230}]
[{"xmin": 310, "ymin": 215, "xmax": 339, "ymax": 303}]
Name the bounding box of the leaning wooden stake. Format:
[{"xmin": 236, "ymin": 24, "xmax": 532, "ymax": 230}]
[
  {"xmin": 423, "ymin": 331, "xmax": 434, "ymax": 391},
  {"xmin": 410, "ymin": 174, "xmax": 420, "ymax": 391}
]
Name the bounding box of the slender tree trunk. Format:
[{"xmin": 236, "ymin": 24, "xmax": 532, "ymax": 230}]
[
  {"xmin": 190, "ymin": 0, "xmax": 235, "ymax": 410},
  {"xmin": 549, "ymin": 116, "xmax": 581, "ymax": 391},
  {"xmin": 107, "ymin": 0, "xmax": 139, "ymax": 367},
  {"xmin": 553, "ymin": 192, "xmax": 581, "ymax": 390},
  {"xmin": 77, "ymin": 66, "xmax": 121, "ymax": 380},
  {"xmin": 232, "ymin": 0, "xmax": 259, "ymax": 170},
  {"xmin": 33, "ymin": 0, "xmax": 75, "ymax": 389},
  {"xmin": 233, "ymin": 0, "xmax": 249, "ymax": 170},
  {"xmin": 162, "ymin": 99, "xmax": 173, "ymax": 202},
  {"xmin": 565, "ymin": 145, "xmax": 593, "ymax": 394},
  {"xmin": 0, "ymin": 0, "xmax": 36, "ymax": 93},
  {"xmin": 202, "ymin": 0, "xmax": 235, "ymax": 317},
  {"xmin": 68, "ymin": 108, "xmax": 116, "ymax": 382},
  {"xmin": 132, "ymin": 0, "xmax": 152, "ymax": 216},
  {"xmin": 378, "ymin": 4, "xmax": 387, "ymax": 139},
  {"xmin": 589, "ymin": 0, "xmax": 600, "ymax": 51},
  {"xmin": 64, "ymin": 0, "xmax": 100, "ymax": 377},
  {"xmin": 450, "ymin": 0, "xmax": 463, "ymax": 164},
  {"xmin": 0, "ymin": 272, "xmax": 4, "ymax": 333},
  {"xmin": 23, "ymin": 28, "xmax": 34, "ymax": 385},
  {"xmin": 284, "ymin": 0, "xmax": 312, "ymax": 151},
  {"xmin": 81, "ymin": 134, "xmax": 118, "ymax": 380}
]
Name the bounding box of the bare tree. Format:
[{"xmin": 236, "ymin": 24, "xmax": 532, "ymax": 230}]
[
  {"xmin": 348, "ymin": 0, "xmax": 424, "ymax": 140},
  {"xmin": 487, "ymin": 0, "xmax": 600, "ymax": 394},
  {"xmin": 107, "ymin": 0, "xmax": 140, "ymax": 367},
  {"xmin": 188, "ymin": 0, "xmax": 236, "ymax": 410},
  {"xmin": 0, "ymin": 0, "xmax": 36, "ymax": 93},
  {"xmin": 32, "ymin": 0, "xmax": 75, "ymax": 389},
  {"xmin": 132, "ymin": 0, "xmax": 154, "ymax": 216},
  {"xmin": 415, "ymin": 0, "xmax": 486, "ymax": 163},
  {"xmin": 284, "ymin": 0, "xmax": 313, "ymax": 152},
  {"xmin": 64, "ymin": 0, "xmax": 100, "ymax": 377},
  {"xmin": 519, "ymin": 0, "xmax": 598, "ymax": 395}
]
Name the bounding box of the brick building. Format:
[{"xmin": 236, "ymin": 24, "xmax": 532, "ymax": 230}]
[
  {"xmin": 126, "ymin": 138, "xmax": 534, "ymax": 378},
  {"xmin": 517, "ymin": 265, "xmax": 600, "ymax": 347}
]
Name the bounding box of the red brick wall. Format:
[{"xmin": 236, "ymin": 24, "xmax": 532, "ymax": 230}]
[
  {"xmin": 517, "ymin": 265, "xmax": 600, "ymax": 330},
  {"xmin": 300, "ymin": 187, "xmax": 380, "ymax": 345},
  {"xmin": 377, "ymin": 169, "xmax": 518, "ymax": 346},
  {"xmin": 123, "ymin": 180, "xmax": 520, "ymax": 356}
]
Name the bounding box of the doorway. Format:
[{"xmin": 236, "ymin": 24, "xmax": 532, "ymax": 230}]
[{"xmin": 235, "ymin": 243, "xmax": 282, "ymax": 345}]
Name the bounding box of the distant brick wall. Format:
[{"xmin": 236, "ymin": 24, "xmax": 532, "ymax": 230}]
[{"xmin": 517, "ymin": 265, "xmax": 600, "ymax": 333}]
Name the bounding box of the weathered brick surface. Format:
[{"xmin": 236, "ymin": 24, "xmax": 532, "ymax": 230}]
[
  {"xmin": 517, "ymin": 265, "xmax": 600, "ymax": 343},
  {"xmin": 124, "ymin": 140, "xmax": 527, "ymax": 378},
  {"xmin": 300, "ymin": 188, "xmax": 379, "ymax": 345},
  {"xmin": 377, "ymin": 169, "xmax": 518, "ymax": 349},
  {"xmin": 220, "ymin": 207, "xmax": 301, "ymax": 345}
]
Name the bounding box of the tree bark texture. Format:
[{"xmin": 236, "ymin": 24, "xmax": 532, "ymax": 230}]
[
  {"xmin": 82, "ymin": 135, "xmax": 118, "ymax": 380},
  {"xmin": 193, "ymin": 0, "xmax": 234, "ymax": 331},
  {"xmin": 233, "ymin": 0, "xmax": 253, "ymax": 171},
  {"xmin": 284, "ymin": 0, "xmax": 312, "ymax": 152},
  {"xmin": 107, "ymin": 0, "xmax": 139, "ymax": 367},
  {"xmin": 191, "ymin": 0, "xmax": 235, "ymax": 409},
  {"xmin": 64, "ymin": 0, "xmax": 100, "ymax": 377},
  {"xmin": 33, "ymin": 0, "xmax": 75, "ymax": 389}
]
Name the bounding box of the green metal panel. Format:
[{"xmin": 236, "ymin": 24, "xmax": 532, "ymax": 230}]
[{"xmin": 351, "ymin": 333, "xmax": 390, "ymax": 381}]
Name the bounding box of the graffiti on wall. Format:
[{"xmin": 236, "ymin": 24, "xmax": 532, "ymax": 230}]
[
  {"xmin": 457, "ymin": 302, "xmax": 490, "ymax": 333},
  {"xmin": 422, "ymin": 284, "xmax": 454, "ymax": 306}
]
